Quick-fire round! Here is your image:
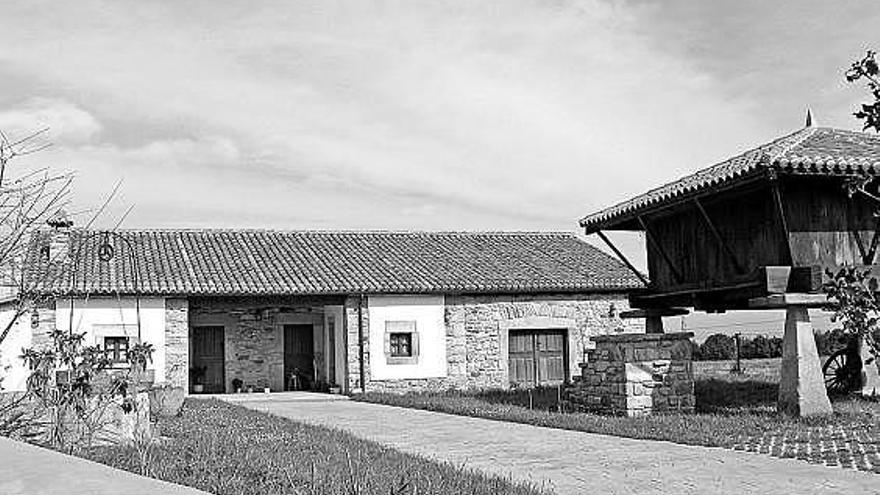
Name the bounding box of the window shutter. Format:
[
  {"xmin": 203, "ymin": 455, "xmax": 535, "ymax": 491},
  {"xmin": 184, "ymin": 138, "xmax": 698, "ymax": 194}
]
[
  {"xmin": 411, "ymin": 332, "xmax": 420, "ymax": 358},
  {"xmin": 384, "ymin": 331, "xmax": 392, "ymax": 358}
]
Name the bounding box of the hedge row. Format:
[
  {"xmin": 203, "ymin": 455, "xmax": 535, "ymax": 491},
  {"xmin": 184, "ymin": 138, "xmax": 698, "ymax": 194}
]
[{"xmin": 693, "ymin": 329, "xmax": 850, "ymax": 361}]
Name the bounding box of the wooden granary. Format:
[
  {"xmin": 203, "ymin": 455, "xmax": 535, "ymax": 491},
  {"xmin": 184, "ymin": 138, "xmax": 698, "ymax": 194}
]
[
  {"xmin": 581, "ymin": 126, "xmax": 880, "ymax": 312},
  {"xmin": 581, "ymin": 125, "xmax": 880, "ymax": 416}
]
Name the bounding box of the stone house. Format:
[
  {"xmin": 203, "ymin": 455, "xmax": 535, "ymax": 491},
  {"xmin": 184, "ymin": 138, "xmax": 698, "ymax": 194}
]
[{"xmin": 1, "ymin": 229, "xmax": 643, "ymax": 394}]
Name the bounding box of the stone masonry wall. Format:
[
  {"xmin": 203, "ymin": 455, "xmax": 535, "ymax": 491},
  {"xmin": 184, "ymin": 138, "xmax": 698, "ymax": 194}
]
[
  {"xmin": 31, "ymin": 300, "xmax": 56, "ymax": 350},
  {"xmin": 567, "ymin": 332, "xmax": 695, "ymax": 416},
  {"xmin": 344, "ymin": 296, "xmax": 367, "ymax": 393},
  {"xmin": 359, "ymin": 293, "xmax": 641, "ymax": 392},
  {"xmin": 163, "ymin": 298, "xmax": 188, "ymax": 390}
]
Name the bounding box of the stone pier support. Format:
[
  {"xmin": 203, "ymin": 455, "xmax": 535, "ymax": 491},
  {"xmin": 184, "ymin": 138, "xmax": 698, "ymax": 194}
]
[{"xmin": 778, "ymin": 306, "xmax": 832, "ymax": 416}]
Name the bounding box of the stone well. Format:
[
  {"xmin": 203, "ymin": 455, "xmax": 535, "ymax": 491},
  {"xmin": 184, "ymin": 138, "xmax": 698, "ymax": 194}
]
[{"xmin": 566, "ymin": 332, "xmax": 694, "ymax": 416}]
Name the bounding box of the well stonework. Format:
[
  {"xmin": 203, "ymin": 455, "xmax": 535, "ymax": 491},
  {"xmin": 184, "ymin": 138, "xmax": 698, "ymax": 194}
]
[
  {"xmin": 360, "ymin": 293, "xmax": 641, "ymax": 392},
  {"xmin": 567, "ymin": 332, "xmax": 694, "ymax": 416}
]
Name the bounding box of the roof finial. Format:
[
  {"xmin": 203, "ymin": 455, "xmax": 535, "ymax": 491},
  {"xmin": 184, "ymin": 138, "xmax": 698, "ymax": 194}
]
[{"xmin": 805, "ymin": 108, "xmax": 813, "ymax": 127}]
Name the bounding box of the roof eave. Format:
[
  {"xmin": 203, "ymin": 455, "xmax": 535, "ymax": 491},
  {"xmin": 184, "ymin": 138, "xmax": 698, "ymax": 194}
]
[{"xmin": 580, "ymin": 168, "xmax": 773, "ymax": 233}]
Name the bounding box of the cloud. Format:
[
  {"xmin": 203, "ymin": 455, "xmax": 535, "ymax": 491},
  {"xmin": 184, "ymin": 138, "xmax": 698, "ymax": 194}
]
[
  {"xmin": 0, "ymin": 98, "xmax": 102, "ymax": 145},
  {"xmin": 3, "ymin": 0, "xmax": 862, "ymax": 239}
]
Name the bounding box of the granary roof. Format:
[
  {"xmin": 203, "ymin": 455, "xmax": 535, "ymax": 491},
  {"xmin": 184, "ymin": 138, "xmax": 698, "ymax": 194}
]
[
  {"xmin": 23, "ymin": 229, "xmax": 643, "ymax": 297},
  {"xmin": 580, "ymin": 126, "xmax": 880, "ymax": 232}
]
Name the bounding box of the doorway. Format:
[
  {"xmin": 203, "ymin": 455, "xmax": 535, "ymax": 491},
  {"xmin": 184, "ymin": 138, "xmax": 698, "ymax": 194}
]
[
  {"xmin": 508, "ymin": 329, "xmax": 568, "ymax": 387},
  {"xmin": 191, "ymin": 326, "xmax": 225, "ymax": 393},
  {"xmin": 284, "ymin": 324, "xmax": 315, "ymax": 390}
]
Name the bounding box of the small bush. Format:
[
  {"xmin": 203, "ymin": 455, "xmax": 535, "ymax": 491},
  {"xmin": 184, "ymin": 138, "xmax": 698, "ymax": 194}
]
[
  {"xmin": 739, "ymin": 335, "xmax": 783, "ymax": 359},
  {"xmin": 698, "ymin": 333, "xmax": 736, "ymax": 360}
]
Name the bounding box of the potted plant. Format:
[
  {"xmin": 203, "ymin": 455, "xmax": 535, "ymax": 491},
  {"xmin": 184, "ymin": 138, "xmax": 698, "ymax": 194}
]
[{"xmin": 189, "ymin": 366, "xmax": 207, "ymax": 393}]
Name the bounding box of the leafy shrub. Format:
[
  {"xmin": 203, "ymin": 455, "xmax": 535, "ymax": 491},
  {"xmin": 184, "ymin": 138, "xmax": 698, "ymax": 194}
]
[
  {"xmin": 739, "ymin": 335, "xmax": 783, "ymax": 359},
  {"xmin": 698, "ymin": 334, "xmax": 736, "ymax": 360},
  {"xmin": 814, "ymin": 328, "xmax": 850, "ymax": 357},
  {"xmin": 17, "ymin": 330, "xmax": 153, "ymax": 453}
]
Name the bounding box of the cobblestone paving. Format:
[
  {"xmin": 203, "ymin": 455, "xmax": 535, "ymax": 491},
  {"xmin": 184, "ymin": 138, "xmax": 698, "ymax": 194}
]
[{"xmin": 733, "ymin": 425, "xmax": 880, "ymax": 473}]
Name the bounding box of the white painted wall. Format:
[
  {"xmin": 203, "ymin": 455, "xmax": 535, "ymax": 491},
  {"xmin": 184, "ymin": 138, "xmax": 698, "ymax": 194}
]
[
  {"xmin": 0, "ymin": 307, "xmax": 32, "ymax": 391},
  {"xmin": 368, "ymin": 295, "xmax": 446, "ymax": 380},
  {"xmin": 56, "ymin": 297, "xmax": 168, "ymax": 383}
]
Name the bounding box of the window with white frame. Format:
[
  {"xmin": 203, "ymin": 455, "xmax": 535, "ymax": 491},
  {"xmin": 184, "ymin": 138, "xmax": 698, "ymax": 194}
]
[
  {"xmin": 384, "ymin": 320, "xmax": 419, "ymax": 365},
  {"xmin": 92, "ymin": 324, "xmax": 137, "ymax": 367},
  {"xmin": 104, "ymin": 336, "xmax": 129, "ymax": 364}
]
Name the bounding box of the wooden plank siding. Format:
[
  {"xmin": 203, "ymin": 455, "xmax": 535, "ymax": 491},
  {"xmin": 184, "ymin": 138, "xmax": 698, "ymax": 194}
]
[
  {"xmin": 784, "ymin": 176, "xmax": 880, "ymax": 267},
  {"xmin": 644, "ymin": 185, "xmax": 788, "ymax": 292},
  {"xmin": 630, "ymin": 175, "xmax": 880, "ymax": 310}
]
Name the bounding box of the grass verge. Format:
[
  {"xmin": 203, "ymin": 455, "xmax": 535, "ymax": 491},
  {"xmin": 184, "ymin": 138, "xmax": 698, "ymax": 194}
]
[
  {"xmin": 353, "ymin": 379, "xmax": 880, "ymax": 450},
  {"xmin": 84, "ymin": 398, "xmax": 550, "ymax": 495}
]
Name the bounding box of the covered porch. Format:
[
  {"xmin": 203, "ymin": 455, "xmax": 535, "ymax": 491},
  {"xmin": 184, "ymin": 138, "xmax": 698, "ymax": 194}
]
[{"xmin": 187, "ymin": 296, "xmax": 349, "ymax": 394}]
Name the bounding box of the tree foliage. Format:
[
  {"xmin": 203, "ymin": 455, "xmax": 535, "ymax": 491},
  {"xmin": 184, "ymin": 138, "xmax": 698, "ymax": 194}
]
[
  {"xmin": 846, "ymin": 50, "xmax": 880, "ymax": 133},
  {"xmin": 20, "ymin": 330, "xmax": 153, "ymax": 452},
  {"xmin": 823, "ymin": 267, "xmax": 880, "ymax": 359},
  {"xmin": 0, "ymin": 128, "xmax": 72, "ymax": 349},
  {"xmin": 696, "ymin": 333, "xmax": 736, "ymax": 361}
]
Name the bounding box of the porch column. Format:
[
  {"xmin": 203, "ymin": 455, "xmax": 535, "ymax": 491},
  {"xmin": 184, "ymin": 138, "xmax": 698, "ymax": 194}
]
[{"xmin": 164, "ymin": 298, "xmax": 190, "ymax": 391}]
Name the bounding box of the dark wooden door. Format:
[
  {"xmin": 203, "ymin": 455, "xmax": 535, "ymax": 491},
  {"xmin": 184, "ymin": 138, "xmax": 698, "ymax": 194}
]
[
  {"xmin": 192, "ymin": 326, "xmax": 225, "ymax": 393},
  {"xmin": 508, "ymin": 329, "xmax": 568, "ymax": 386},
  {"xmin": 284, "ymin": 324, "xmax": 314, "ymax": 390}
]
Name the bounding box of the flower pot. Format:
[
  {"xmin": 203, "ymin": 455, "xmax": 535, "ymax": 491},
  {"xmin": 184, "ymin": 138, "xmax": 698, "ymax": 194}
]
[{"xmin": 193, "ymin": 384, "xmax": 204, "ymax": 394}]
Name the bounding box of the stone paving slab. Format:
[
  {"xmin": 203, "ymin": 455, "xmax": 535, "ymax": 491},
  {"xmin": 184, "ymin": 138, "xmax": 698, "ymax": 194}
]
[
  {"xmin": 223, "ymin": 393, "xmax": 880, "ymax": 495},
  {"xmin": 0, "ymin": 436, "xmax": 208, "ymax": 495}
]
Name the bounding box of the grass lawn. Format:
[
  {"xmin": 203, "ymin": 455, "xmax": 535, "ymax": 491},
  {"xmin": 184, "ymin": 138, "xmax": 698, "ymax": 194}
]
[
  {"xmin": 84, "ymin": 398, "xmax": 549, "ymax": 495},
  {"xmin": 354, "ymin": 379, "xmax": 880, "ymax": 472}
]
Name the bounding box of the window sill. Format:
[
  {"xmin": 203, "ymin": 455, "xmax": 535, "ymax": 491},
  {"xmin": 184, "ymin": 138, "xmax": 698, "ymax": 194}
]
[{"xmin": 386, "ymin": 356, "xmax": 419, "ymax": 365}]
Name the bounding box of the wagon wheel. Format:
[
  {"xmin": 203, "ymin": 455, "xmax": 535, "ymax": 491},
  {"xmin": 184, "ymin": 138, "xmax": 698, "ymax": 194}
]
[{"xmin": 823, "ymin": 348, "xmax": 861, "ymax": 395}]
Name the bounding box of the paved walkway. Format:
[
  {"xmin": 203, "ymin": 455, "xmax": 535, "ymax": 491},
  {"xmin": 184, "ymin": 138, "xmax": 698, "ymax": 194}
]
[
  {"xmin": 0, "ymin": 436, "xmax": 208, "ymax": 495},
  {"xmin": 221, "ymin": 392, "xmax": 880, "ymax": 495}
]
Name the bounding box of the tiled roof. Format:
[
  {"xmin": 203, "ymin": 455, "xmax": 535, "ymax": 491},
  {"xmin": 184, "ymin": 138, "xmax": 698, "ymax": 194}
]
[
  {"xmin": 580, "ymin": 127, "xmax": 880, "ymax": 231},
  {"xmin": 23, "ymin": 230, "xmax": 643, "ymax": 296}
]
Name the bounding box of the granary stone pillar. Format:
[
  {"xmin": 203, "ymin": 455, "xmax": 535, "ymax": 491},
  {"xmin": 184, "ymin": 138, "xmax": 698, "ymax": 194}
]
[{"xmin": 778, "ymin": 306, "xmax": 832, "ymax": 416}]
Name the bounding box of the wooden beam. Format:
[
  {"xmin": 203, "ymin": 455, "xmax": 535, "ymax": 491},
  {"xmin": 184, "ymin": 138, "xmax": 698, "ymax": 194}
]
[
  {"xmin": 595, "ymin": 231, "xmax": 649, "ymax": 287},
  {"xmin": 692, "ymin": 198, "xmax": 746, "ymax": 274},
  {"xmin": 749, "ymin": 293, "xmax": 828, "ymax": 309},
  {"xmin": 637, "ymin": 215, "xmax": 684, "ymax": 284},
  {"xmin": 845, "ymin": 193, "xmax": 871, "ymax": 265},
  {"xmin": 770, "ymin": 179, "xmax": 793, "ymax": 265},
  {"xmin": 866, "ymin": 218, "xmax": 880, "ymax": 265},
  {"xmin": 619, "ymin": 308, "xmax": 689, "ymax": 319}
]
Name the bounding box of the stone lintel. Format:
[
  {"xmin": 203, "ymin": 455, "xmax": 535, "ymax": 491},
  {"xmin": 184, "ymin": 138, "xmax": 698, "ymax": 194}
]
[{"xmin": 592, "ymin": 332, "xmax": 694, "ymax": 344}]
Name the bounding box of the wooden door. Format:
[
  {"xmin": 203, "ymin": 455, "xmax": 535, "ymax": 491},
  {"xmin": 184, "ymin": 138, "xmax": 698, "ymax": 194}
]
[
  {"xmin": 191, "ymin": 326, "xmax": 225, "ymax": 393},
  {"xmin": 508, "ymin": 329, "xmax": 568, "ymax": 387},
  {"xmin": 284, "ymin": 324, "xmax": 314, "ymax": 390}
]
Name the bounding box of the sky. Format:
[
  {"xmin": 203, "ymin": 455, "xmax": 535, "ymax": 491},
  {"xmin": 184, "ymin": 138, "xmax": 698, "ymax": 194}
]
[{"xmin": 0, "ymin": 0, "xmax": 878, "ymax": 336}]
